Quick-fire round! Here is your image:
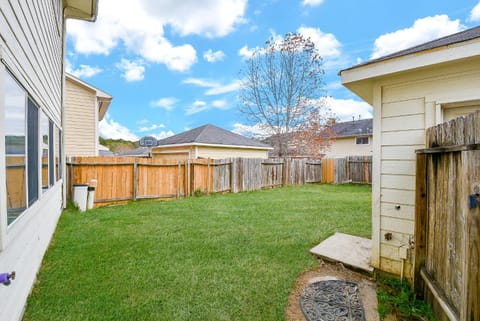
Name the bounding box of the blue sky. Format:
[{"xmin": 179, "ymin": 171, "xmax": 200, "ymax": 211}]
[{"xmin": 66, "ymin": 0, "xmax": 480, "ymax": 141}]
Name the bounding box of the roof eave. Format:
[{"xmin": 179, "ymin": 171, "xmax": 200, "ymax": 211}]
[
  {"xmin": 64, "ymin": 0, "xmax": 99, "ymax": 22},
  {"xmin": 340, "ymin": 39, "xmax": 480, "ymax": 105},
  {"xmin": 153, "ymin": 142, "xmax": 273, "ymax": 151}
]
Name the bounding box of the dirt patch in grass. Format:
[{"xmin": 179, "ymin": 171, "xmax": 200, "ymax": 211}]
[{"xmin": 286, "ymin": 260, "xmax": 380, "ymax": 321}]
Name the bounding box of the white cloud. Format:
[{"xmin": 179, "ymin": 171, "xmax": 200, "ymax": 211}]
[
  {"xmin": 67, "ymin": 0, "xmax": 247, "ymax": 71},
  {"xmin": 183, "ymin": 78, "xmax": 241, "ymax": 96},
  {"xmin": 138, "ymin": 124, "xmax": 166, "ymax": 132},
  {"xmin": 297, "ymin": 27, "xmax": 341, "ymax": 59},
  {"xmin": 99, "ymin": 113, "xmax": 139, "ymax": 141},
  {"xmin": 323, "ymin": 97, "xmax": 372, "ymax": 122},
  {"xmin": 371, "ymin": 15, "xmax": 464, "ymax": 59},
  {"xmin": 238, "ymin": 45, "xmax": 258, "ymax": 59},
  {"xmin": 151, "ymin": 131, "xmax": 175, "ymax": 140},
  {"xmin": 212, "ymin": 100, "xmax": 228, "ymax": 109},
  {"xmin": 231, "ymin": 123, "xmax": 271, "ymax": 138},
  {"xmin": 203, "ymin": 49, "xmax": 226, "ymax": 62},
  {"xmin": 184, "ymin": 99, "xmax": 230, "ymax": 116},
  {"xmin": 116, "ymin": 58, "xmax": 145, "ymax": 82},
  {"xmin": 150, "ymin": 97, "xmax": 178, "ymax": 111},
  {"xmin": 142, "ymin": 0, "xmax": 247, "ymax": 38},
  {"xmin": 302, "ymin": 0, "xmax": 325, "ymax": 7},
  {"xmin": 469, "ymin": 2, "xmax": 480, "ymax": 22},
  {"xmin": 67, "ymin": 63, "xmax": 102, "ymax": 78},
  {"xmin": 185, "ymin": 100, "xmax": 208, "ymax": 115}
]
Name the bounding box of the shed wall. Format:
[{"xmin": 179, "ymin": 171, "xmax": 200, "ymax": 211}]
[{"xmin": 372, "ymin": 57, "xmax": 480, "ymax": 278}]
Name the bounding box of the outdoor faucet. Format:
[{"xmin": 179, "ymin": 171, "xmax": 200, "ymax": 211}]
[{"xmin": 0, "ymin": 271, "xmax": 16, "ymax": 286}]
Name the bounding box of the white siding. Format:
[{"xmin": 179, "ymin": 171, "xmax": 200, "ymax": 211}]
[
  {"xmin": 197, "ymin": 146, "xmax": 269, "ymax": 159},
  {"xmin": 323, "ymin": 136, "xmax": 373, "ymax": 158},
  {"xmin": 0, "ymin": 1, "xmax": 63, "ymax": 125},
  {"xmin": 371, "ymin": 57, "xmax": 480, "ymax": 278},
  {"xmin": 0, "ymin": 1, "xmax": 65, "ymax": 320},
  {"xmin": 64, "ymin": 78, "xmax": 97, "ymax": 156}
]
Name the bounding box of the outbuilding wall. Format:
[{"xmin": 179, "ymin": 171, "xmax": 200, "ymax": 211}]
[{"xmin": 371, "ymin": 56, "xmax": 480, "ymax": 279}]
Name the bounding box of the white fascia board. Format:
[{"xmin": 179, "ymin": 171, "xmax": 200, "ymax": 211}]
[
  {"xmin": 342, "ymin": 40, "xmax": 480, "ymax": 84},
  {"xmin": 154, "ymin": 143, "xmax": 273, "ymax": 151},
  {"xmin": 340, "ymin": 40, "xmax": 480, "ymax": 104}
]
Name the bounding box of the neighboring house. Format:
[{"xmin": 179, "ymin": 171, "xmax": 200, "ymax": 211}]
[
  {"xmin": 115, "ymin": 136, "xmax": 156, "ymax": 157},
  {"xmin": 151, "ymin": 124, "xmax": 272, "ymax": 160},
  {"xmin": 98, "ymin": 144, "xmax": 115, "ymax": 156},
  {"xmin": 65, "ymin": 73, "xmax": 112, "ymax": 156},
  {"xmin": 324, "ymin": 118, "xmax": 373, "ymax": 158},
  {"xmin": 340, "ymin": 26, "xmax": 480, "ymax": 280},
  {"xmin": 0, "ymin": 2, "xmax": 98, "ymax": 321}
]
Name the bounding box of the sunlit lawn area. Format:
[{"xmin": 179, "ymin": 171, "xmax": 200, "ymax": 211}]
[{"xmin": 23, "ymin": 184, "xmax": 371, "ymax": 321}]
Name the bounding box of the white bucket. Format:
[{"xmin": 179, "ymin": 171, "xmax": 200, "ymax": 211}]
[{"xmin": 73, "ymin": 184, "xmax": 88, "ymax": 212}]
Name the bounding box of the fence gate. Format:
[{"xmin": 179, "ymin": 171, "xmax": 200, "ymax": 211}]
[{"xmin": 415, "ymin": 113, "xmax": 480, "ymax": 321}]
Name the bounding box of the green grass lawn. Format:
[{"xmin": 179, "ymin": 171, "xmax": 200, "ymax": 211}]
[{"xmin": 23, "ymin": 184, "xmax": 371, "ymax": 321}]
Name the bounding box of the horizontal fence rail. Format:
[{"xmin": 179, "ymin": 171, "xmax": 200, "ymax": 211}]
[{"xmin": 66, "ymin": 156, "xmax": 370, "ymax": 206}]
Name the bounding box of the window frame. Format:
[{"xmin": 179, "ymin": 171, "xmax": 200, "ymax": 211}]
[{"xmin": 355, "ymin": 136, "xmax": 369, "ymax": 145}]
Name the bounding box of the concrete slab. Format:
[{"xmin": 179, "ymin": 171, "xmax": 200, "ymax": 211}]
[{"xmin": 310, "ymin": 232, "xmax": 373, "ymax": 274}]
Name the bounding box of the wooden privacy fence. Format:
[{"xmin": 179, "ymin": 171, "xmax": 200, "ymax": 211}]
[
  {"xmin": 415, "ymin": 112, "xmax": 479, "ymax": 321},
  {"xmin": 66, "ymin": 157, "xmax": 323, "ymax": 205},
  {"xmin": 321, "ymin": 156, "xmax": 372, "ymax": 184}
]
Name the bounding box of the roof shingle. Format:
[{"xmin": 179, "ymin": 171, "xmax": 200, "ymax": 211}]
[{"xmin": 156, "ymin": 124, "xmax": 271, "ymax": 149}]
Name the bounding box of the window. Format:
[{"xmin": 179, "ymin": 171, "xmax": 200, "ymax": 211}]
[
  {"xmin": 49, "ymin": 121, "xmax": 54, "ymax": 186},
  {"xmin": 27, "ymin": 99, "xmax": 39, "ymax": 206},
  {"xmin": 55, "ymin": 125, "xmax": 62, "ymax": 181},
  {"xmin": 3, "ymin": 68, "xmax": 60, "ymax": 225},
  {"xmin": 355, "ymin": 136, "xmax": 369, "ymax": 145},
  {"xmin": 4, "ymin": 71, "xmax": 27, "ymax": 224},
  {"xmin": 144, "ymin": 139, "xmax": 154, "ymax": 146}
]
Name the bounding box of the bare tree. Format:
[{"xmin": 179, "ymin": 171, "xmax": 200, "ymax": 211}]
[{"xmin": 239, "ymin": 33, "xmax": 333, "ymax": 157}]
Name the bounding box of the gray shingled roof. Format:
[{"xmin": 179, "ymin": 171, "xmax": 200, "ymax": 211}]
[
  {"xmin": 116, "ymin": 147, "xmax": 151, "ymax": 156},
  {"xmin": 332, "ymin": 118, "xmax": 373, "ymax": 137},
  {"xmin": 156, "ymin": 124, "xmax": 271, "ymax": 149},
  {"xmin": 341, "ymin": 25, "xmax": 480, "ymax": 72}
]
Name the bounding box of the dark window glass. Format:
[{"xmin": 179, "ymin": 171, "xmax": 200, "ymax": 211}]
[
  {"xmin": 55, "ymin": 126, "xmax": 61, "ymax": 181},
  {"xmin": 49, "ymin": 121, "xmax": 54, "ymax": 186},
  {"xmin": 40, "ymin": 112, "xmax": 49, "ymax": 192},
  {"xmin": 27, "ymin": 99, "xmax": 39, "ymax": 206},
  {"xmin": 355, "ymin": 136, "xmax": 369, "ymax": 145}
]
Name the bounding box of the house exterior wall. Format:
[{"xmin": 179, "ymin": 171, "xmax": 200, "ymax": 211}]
[
  {"xmin": 152, "ymin": 145, "xmax": 270, "ymax": 160},
  {"xmin": 64, "ymin": 77, "xmax": 97, "ymax": 156},
  {"xmin": 197, "ymin": 146, "xmax": 269, "ymax": 159},
  {"xmin": 323, "ymin": 135, "xmax": 373, "ymax": 158},
  {"xmin": 0, "ymin": 1, "xmax": 76, "ymax": 320},
  {"xmin": 370, "ymin": 56, "xmax": 480, "ymax": 279}
]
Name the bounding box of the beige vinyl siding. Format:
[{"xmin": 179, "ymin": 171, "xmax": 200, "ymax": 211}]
[
  {"xmin": 371, "ymin": 57, "xmax": 480, "ymax": 278},
  {"xmin": 0, "ymin": 1, "xmax": 63, "ymax": 124},
  {"xmin": 152, "ymin": 145, "xmax": 269, "ymax": 160},
  {"xmin": 64, "ymin": 78, "xmax": 97, "ymax": 156},
  {"xmin": 323, "ymin": 135, "xmax": 373, "ymax": 158},
  {"xmin": 197, "ymin": 146, "xmax": 269, "ymax": 159}
]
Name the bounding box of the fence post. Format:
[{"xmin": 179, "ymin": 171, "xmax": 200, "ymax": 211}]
[
  {"xmin": 133, "ymin": 160, "xmax": 138, "ymax": 201},
  {"xmin": 176, "ymin": 161, "xmax": 181, "ymax": 198},
  {"xmin": 414, "ymin": 152, "xmax": 427, "ymax": 297},
  {"xmin": 207, "ymin": 158, "xmax": 211, "ymax": 195}
]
